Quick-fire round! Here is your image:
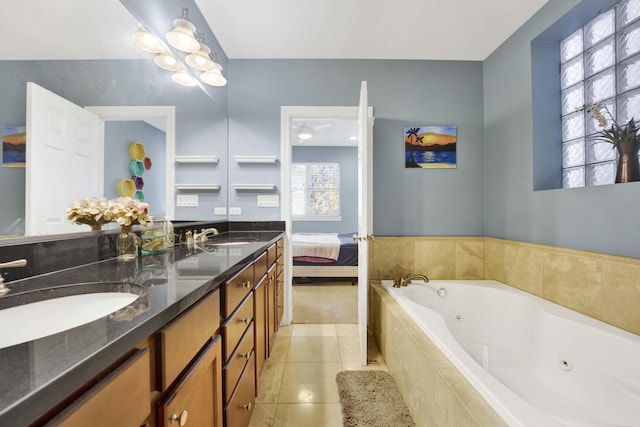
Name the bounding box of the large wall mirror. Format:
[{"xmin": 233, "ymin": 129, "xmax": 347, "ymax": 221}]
[{"xmin": 0, "ymin": 0, "xmax": 228, "ymax": 240}]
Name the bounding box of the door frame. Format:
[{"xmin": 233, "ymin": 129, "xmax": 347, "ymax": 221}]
[
  {"xmin": 86, "ymin": 106, "xmax": 176, "ymax": 219},
  {"xmin": 279, "ymin": 105, "xmax": 372, "ymax": 326}
]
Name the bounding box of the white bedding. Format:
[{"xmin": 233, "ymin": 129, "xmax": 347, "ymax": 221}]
[{"xmin": 291, "ymin": 233, "xmax": 341, "ymax": 260}]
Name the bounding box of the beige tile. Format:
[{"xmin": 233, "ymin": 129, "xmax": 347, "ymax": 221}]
[
  {"xmin": 335, "ymin": 323, "xmax": 358, "ymax": 336},
  {"xmin": 601, "ymin": 260, "xmax": 640, "ymax": 335},
  {"xmin": 414, "ymin": 239, "xmax": 456, "ymax": 279},
  {"xmin": 268, "ymin": 336, "xmax": 290, "ymax": 363},
  {"xmin": 287, "ymin": 337, "xmax": 341, "ymax": 363},
  {"xmin": 439, "ymin": 368, "xmax": 507, "ymax": 427},
  {"xmin": 434, "ymin": 372, "xmax": 480, "ymax": 427},
  {"xmin": 293, "ymin": 284, "xmax": 357, "ymax": 324},
  {"xmin": 484, "ymin": 238, "xmax": 507, "ymax": 283},
  {"xmin": 248, "ymin": 403, "xmax": 277, "ymax": 427},
  {"xmin": 291, "ymin": 324, "xmax": 336, "ymax": 337},
  {"xmin": 277, "ymin": 382, "xmax": 340, "ymax": 403},
  {"xmin": 256, "ymin": 363, "xmax": 286, "ymax": 404},
  {"xmin": 337, "ymin": 335, "xmax": 361, "ymax": 363},
  {"xmin": 276, "ymin": 325, "xmax": 293, "ymax": 336},
  {"xmin": 272, "ymin": 403, "xmax": 343, "ymax": 427},
  {"xmin": 370, "ymin": 237, "xmax": 414, "ymax": 280},
  {"xmin": 456, "ymin": 239, "xmax": 484, "ymax": 280},
  {"xmin": 502, "ymin": 243, "xmax": 544, "ymax": 297},
  {"xmin": 281, "ymin": 363, "xmax": 343, "ymax": 384},
  {"xmin": 542, "ymin": 251, "xmax": 603, "ymax": 318}
]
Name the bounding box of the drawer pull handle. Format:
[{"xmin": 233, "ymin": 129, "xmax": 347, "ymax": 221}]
[
  {"xmin": 239, "ymin": 352, "xmax": 250, "ymax": 359},
  {"xmin": 169, "ymin": 409, "xmax": 188, "ymax": 426},
  {"xmin": 240, "ymin": 317, "xmax": 251, "ymax": 324},
  {"xmin": 241, "ymin": 281, "xmax": 252, "ymax": 288},
  {"xmin": 243, "ymin": 403, "xmax": 252, "ymax": 411}
]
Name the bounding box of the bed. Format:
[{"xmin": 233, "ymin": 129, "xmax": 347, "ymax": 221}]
[{"xmin": 291, "ymin": 232, "xmax": 358, "ymax": 280}]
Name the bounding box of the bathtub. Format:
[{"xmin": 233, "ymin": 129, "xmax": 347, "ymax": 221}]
[{"xmin": 380, "ymin": 280, "xmax": 640, "ymax": 427}]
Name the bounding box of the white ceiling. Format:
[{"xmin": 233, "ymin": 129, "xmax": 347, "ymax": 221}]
[
  {"xmin": 292, "ymin": 118, "xmax": 359, "ymax": 147},
  {"xmin": 196, "ymin": 0, "xmax": 550, "ymax": 60}
]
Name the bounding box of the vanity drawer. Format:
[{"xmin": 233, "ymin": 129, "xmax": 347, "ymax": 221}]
[
  {"xmin": 223, "ymin": 325, "xmax": 254, "ymax": 403},
  {"xmin": 224, "ymin": 353, "xmax": 256, "ymax": 427},
  {"xmin": 266, "ymin": 243, "xmax": 277, "ymax": 266},
  {"xmin": 47, "ymin": 348, "xmax": 150, "ymax": 426},
  {"xmin": 254, "ymin": 252, "xmax": 268, "ymax": 281},
  {"xmin": 276, "ymin": 238, "xmax": 284, "ymax": 258},
  {"xmin": 223, "ymin": 293, "xmax": 254, "ymax": 360},
  {"xmin": 159, "ymin": 290, "xmax": 220, "ymax": 390},
  {"xmin": 224, "ymin": 263, "xmax": 254, "ymax": 318}
]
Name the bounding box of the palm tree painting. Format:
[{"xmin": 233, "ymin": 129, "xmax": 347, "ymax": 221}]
[
  {"xmin": 404, "ymin": 125, "xmax": 457, "ymax": 168},
  {"xmin": 2, "ymin": 125, "xmax": 26, "ymax": 168}
]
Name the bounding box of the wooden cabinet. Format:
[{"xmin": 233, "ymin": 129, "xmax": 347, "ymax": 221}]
[
  {"xmin": 158, "ymin": 336, "xmax": 223, "ymax": 427},
  {"xmin": 224, "ymin": 352, "xmax": 255, "ymax": 427},
  {"xmin": 224, "ymin": 264, "xmax": 254, "ymax": 318},
  {"xmin": 45, "ymin": 349, "xmax": 151, "ymax": 427},
  {"xmin": 266, "ymin": 265, "xmax": 277, "ymax": 356},
  {"xmin": 253, "ymin": 275, "xmax": 267, "ymax": 385}
]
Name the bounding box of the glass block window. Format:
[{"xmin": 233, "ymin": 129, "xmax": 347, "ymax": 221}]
[
  {"xmin": 291, "ymin": 163, "xmax": 341, "ymax": 218},
  {"xmin": 560, "ymin": 0, "xmax": 640, "ymax": 188}
]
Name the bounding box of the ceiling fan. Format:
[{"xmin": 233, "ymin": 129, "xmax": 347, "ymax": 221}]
[{"xmin": 292, "ymin": 121, "xmax": 333, "ymax": 141}]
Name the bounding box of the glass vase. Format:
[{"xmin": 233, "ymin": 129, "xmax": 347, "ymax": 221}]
[{"xmin": 117, "ymin": 225, "xmax": 139, "ymax": 261}]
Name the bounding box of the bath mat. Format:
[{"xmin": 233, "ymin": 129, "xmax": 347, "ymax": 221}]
[{"xmin": 336, "ymin": 370, "xmax": 415, "ymax": 427}]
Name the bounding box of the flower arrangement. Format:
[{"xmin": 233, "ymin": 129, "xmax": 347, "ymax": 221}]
[
  {"xmin": 581, "ymin": 102, "xmax": 639, "ymax": 147},
  {"xmin": 108, "ymin": 197, "xmax": 150, "ymax": 227},
  {"xmin": 66, "ymin": 197, "xmax": 112, "ymax": 229},
  {"xmin": 67, "ymin": 196, "xmax": 150, "ymax": 229}
]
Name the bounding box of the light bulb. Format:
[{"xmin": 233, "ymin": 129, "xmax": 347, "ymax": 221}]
[
  {"xmin": 154, "ymin": 52, "xmax": 181, "ymax": 71},
  {"xmin": 186, "ymin": 44, "xmax": 214, "ymax": 71},
  {"xmin": 131, "ymin": 27, "xmax": 164, "ymax": 53},
  {"xmin": 166, "ymin": 18, "xmax": 200, "ymax": 53},
  {"xmin": 200, "ymin": 63, "xmax": 227, "ymax": 87},
  {"xmin": 172, "ymin": 70, "xmax": 198, "ymax": 87}
]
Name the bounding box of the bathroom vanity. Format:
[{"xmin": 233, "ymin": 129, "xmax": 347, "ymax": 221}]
[{"xmin": 0, "ymin": 225, "xmax": 285, "ymax": 427}]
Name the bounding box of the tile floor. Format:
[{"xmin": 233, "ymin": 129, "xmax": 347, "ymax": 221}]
[{"xmin": 248, "ymin": 323, "xmax": 388, "ymax": 427}]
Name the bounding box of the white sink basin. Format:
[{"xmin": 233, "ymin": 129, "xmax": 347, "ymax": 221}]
[{"xmin": 0, "ymin": 283, "xmax": 142, "ymax": 349}]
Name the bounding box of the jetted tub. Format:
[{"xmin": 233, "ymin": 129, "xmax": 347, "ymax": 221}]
[{"xmin": 381, "ymin": 280, "xmax": 640, "ymax": 427}]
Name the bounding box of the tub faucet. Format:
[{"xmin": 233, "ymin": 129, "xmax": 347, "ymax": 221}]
[
  {"xmin": 393, "ymin": 273, "xmax": 430, "ymax": 288},
  {"xmin": 192, "ymin": 228, "xmax": 219, "ymax": 243},
  {"xmin": 0, "ymin": 259, "xmax": 27, "ymax": 295}
]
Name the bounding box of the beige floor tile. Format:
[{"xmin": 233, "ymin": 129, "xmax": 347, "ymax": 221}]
[
  {"xmin": 276, "ymin": 325, "xmax": 293, "ymax": 336},
  {"xmin": 337, "ymin": 336, "xmax": 361, "ymax": 363},
  {"xmin": 335, "ymin": 324, "xmax": 358, "ymax": 336},
  {"xmin": 268, "ymin": 337, "xmax": 290, "ymax": 363},
  {"xmin": 248, "ymin": 403, "xmax": 277, "ymax": 427},
  {"xmin": 293, "ymin": 283, "xmax": 357, "ymax": 324},
  {"xmin": 256, "ymin": 363, "xmax": 286, "ymax": 404},
  {"xmin": 291, "ymin": 324, "xmax": 337, "ymax": 337},
  {"xmin": 287, "ymin": 337, "xmax": 341, "ymax": 363},
  {"xmin": 281, "ymin": 363, "xmax": 343, "ymax": 384},
  {"xmin": 272, "ymin": 403, "xmax": 343, "ymax": 427},
  {"xmin": 277, "ymin": 382, "xmax": 340, "ymax": 403}
]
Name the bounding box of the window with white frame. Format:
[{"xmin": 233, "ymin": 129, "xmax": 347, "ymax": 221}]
[
  {"xmin": 291, "ymin": 162, "xmax": 341, "ymax": 219},
  {"xmin": 561, "ymin": 0, "xmax": 640, "ymax": 188}
]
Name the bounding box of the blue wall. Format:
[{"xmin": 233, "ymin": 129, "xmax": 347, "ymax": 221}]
[
  {"xmin": 228, "ymin": 59, "xmax": 485, "ymax": 236},
  {"xmin": 104, "ymin": 121, "xmax": 166, "ymax": 216},
  {"xmin": 291, "ymin": 146, "xmax": 358, "ymax": 234},
  {"xmin": 0, "ymin": 59, "xmax": 228, "ymax": 234},
  {"xmin": 484, "ymin": 0, "xmax": 640, "ymax": 258}
]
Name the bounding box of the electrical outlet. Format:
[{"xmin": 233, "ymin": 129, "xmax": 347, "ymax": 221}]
[
  {"xmin": 257, "ymin": 195, "xmax": 279, "ymax": 207},
  {"xmin": 229, "ymin": 207, "xmax": 242, "ymax": 215},
  {"xmin": 214, "ymin": 207, "xmax": 227, "ymax": 215},
  {"xmin": 176, "ymin": 194, "xmax": 198, "ymax": 207}
]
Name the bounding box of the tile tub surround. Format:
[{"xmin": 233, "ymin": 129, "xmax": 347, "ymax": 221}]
[
  {"xmin": 369, "ymin": 237, "xmax": 640, "ymax": 336},
  {"xmin": 368, "ymin": 281, "xmax": 506, "ymax": 427}
]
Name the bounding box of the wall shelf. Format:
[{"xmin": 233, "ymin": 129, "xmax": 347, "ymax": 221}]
[
  {"xmin": 175, "ymin": 156, "xmax": 220, "ymax": 164},
  {"xmin": 233, "ymin": 155, "xmax": 278, "ymax": 164},
  {"xmin": 232, "ymin": 184, "xmax": 277, "ymax": 191},
  {"xmin": 175, "ymin": 184, "xmax": 221, "ymax": 191}
]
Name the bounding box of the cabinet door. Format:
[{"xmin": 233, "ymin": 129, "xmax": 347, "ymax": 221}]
[
  {"xmin": 253, "ymin": 276, "xmax": 267, "ymax": 386},
  {"xmin": 224, "ymin": 353, "xmax": 256, "ymax": 427},
  {"xmin": 46, "ymin": 348, "xmax": 150, "ymax": 427},
  {"xmin": 266, "ymin": 266, "xmax": 277, "ymax": 356},
  {"xmin": 158, "ymin": 336, "xmax": 223, "ymax": 427}
]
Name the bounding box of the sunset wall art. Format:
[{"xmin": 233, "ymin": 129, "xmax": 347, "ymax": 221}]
[
  {"xmin": 404, "ymin": 125, "xmax": 457, "ymax": 168},
  {"xmin": 2, "ymin": 125, "xmax": 26, "ymax": 168}
]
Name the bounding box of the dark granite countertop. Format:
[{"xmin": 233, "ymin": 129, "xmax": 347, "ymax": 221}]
[{"xmin": 0, "ymin": 230, "xmax": 283, "ymax": 426}]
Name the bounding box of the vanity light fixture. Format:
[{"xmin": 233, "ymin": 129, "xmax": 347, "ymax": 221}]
[
  {"xmin": 185, "ymin": 36, "xmax": 215, "ymax": 71},
  {"xmin": 154, "ymin": 52, "xmax": 181, "ymax": 71},
  {"xmin": 131, "ymin": 26, "xmax": 164, "ymax": 53},
  {"xmin": 165, "ymin": 8, "xmax": 200, "ymax": 53},
  {"xmin": 172, "ymin": 69, "xmax": 198, "ymax": 87},
  {"xmin": 200, "ymin": 63, "xmax": 227, "ymax": 87}
]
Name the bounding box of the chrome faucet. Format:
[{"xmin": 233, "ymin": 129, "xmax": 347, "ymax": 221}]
[
  {"xmin": 192, "ymin": 228, "xmax": 219, "ymax": 243},
  {"xmin": 0, "ymin": 259, "xmax": 27, "ymax": 295},
  {"xmin": 393, "ymin": 273, "xmax": 430, "ymax": 288}
]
